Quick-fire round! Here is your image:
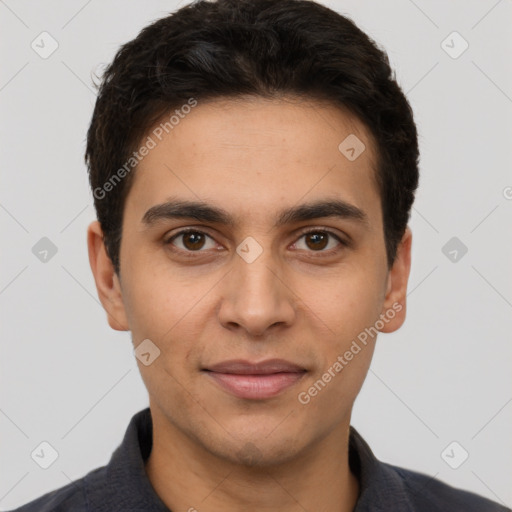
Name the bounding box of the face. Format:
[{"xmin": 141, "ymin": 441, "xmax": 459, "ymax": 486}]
[{"xmin": 88, "ymin": 96, "xmax": 411, "ymax": 467}]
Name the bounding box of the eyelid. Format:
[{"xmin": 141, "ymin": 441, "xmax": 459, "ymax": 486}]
[{"xmin": 295, "ymin": 226, "xmax": 349, "ymax": 244}]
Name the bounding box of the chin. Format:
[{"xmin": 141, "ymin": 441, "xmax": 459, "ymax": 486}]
[{"xmin": 206, "ymin": 434, "xmax": 303, "ymax": 469}]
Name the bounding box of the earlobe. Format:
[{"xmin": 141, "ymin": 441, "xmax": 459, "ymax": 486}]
[
  {"xmin": 87, "ymin": 221, "xmax": 130, "ymax": 331},
  {"xmin": 379, "ymin": 226, "xmax": 412, "ymax": 334}
]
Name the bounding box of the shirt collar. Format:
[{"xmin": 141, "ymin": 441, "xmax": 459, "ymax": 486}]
[
  {"xmin": 84, "ymin": 408, "xmax": 169, "ymax": 511},
  {"xmin": 84, "ymin": 407, "xmax": 414, "ymax": 511},
  {"xmin": 349, "ymin": 425, "xmax": 415, "ymax": 511}
]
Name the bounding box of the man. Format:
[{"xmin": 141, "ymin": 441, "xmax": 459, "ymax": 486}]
[{"xmin": 10, "ymin": 0, "xmax": 509, "ymax": 510}]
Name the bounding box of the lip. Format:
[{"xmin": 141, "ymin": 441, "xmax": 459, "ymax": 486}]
[
  {"xmin": 202, "ymin": 359, "xmax": 307, "ymax": 400},
  {"xmin": 204, "ymin": 358, "xmax": 306, "ymax": 375}
]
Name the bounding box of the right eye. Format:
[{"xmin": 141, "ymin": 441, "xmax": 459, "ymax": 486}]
[{"xmin": 164, "ymin": 229, "xmax": 218, "ymax": 252}]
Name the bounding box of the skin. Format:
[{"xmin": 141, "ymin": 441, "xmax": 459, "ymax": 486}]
[{"xmin": 87, "ymin": 95, "xmax": 412, "ymax": 512}]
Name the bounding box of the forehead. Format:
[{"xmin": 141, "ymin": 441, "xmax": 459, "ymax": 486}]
[{"xmin": 124, "ymin": 96, "xmax": 381, "ymax": 230}]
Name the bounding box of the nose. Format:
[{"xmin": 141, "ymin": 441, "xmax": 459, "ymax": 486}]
[{"xmin": 217, "ymin": 246, "xmax": 296, "ymax": 337}]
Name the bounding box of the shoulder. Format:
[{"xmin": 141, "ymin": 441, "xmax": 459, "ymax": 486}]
[
  {"xmin": 6, "ymin": 466, "xmax": 105, "ymax": 512},
  {"xmin": 348, "ymin": 426, "xmax": 509, "ymax": 512},
  {"xmin": 387, "ymin": 462, "xmax": 510, "ymax": 512}
]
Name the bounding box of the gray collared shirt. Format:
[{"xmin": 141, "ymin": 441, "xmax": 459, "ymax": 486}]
[{"xmin": 8, "ymin": 408, "xmax": 510, "ymax": 511}]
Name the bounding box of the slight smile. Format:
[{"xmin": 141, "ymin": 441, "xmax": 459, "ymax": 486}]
[{"xmin": 202, "ymin": 359, "xmax": 308, "ymax": 400}]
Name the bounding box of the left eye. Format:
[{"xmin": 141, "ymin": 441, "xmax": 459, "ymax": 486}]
[{"xmin": 293, "ymin": 230, "xmax": 343, "ymax": 252}]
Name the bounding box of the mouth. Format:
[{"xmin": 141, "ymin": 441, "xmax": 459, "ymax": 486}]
[{"xmin": 202, "ymin": 359, "xmax": 307, "ymax": 400}]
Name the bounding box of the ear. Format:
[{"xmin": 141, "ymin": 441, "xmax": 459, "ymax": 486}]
[
  {"xmin": 87, "ymin": 220, "xmax": 130, "ymax": 331},
  {"xmin": 379, "ymin": 226, "xmax": 412, "ymax": 333}
]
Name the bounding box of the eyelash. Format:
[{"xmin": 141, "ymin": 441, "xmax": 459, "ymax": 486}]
[{"xmin": 164, "ymin": 227, "xmax": 349, "ymax": 256}]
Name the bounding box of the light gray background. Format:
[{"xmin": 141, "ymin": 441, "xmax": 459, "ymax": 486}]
[{"xmin": 1, "ymin": 0, "xmax": 511, "ymax": 509}]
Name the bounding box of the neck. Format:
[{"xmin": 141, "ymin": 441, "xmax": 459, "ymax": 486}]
[{"xmin": 145, "ymin": 408, "xmax": 360, "ymax": 512}]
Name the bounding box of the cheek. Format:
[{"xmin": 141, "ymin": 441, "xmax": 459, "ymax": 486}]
[
  {"xmin": 120, "ymin": 259, "xmax": 206, "ymax": 340},
  {"xmin": 299, "ymin": 349, "xmax": 374, "ymax": 424},
  {"xmin": 297, "ymin": 292, "xmax": 379, "ymax": 416},
  {"xmin": 123, "ymin": 271, "xmax": 215, "ymax": 387},
  {"xmin": 308, "ymin": 268, "xmax": 385, "ymax": 342}
]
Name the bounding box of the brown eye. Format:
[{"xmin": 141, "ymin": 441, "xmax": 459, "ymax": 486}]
[
  {"xmin": 166, "ymin": 230, "xmax": 216, "ymax": 252},
  {"xmin": 304, "ymin": 232, "xmax": 329, "ymax": 251},
  {"xmin": 182, "ymin": 232, "xmax": 206, "ymax": 250},
  {"xmin": 294, "ymin": 229, "xmax": 345, "ymax": 253}
]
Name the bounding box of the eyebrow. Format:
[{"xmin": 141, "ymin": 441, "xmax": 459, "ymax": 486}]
[{"xmin": 141, "ymin": 198, "xmax": 369, "ymax": 229}]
